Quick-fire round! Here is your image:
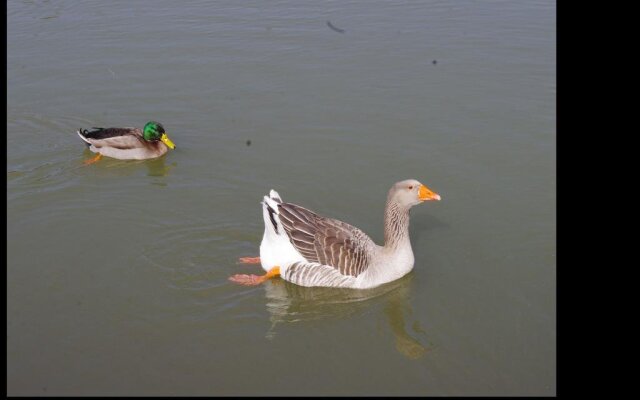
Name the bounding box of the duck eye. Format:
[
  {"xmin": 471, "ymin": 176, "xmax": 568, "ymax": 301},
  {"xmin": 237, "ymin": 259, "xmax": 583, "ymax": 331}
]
[{"xmin": 408, "ymin": 185, "xmax": 413, "ymax": 190}]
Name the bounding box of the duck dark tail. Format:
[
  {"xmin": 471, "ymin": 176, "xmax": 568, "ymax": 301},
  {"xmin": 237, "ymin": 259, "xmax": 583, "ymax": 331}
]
[{"xmin": 77, "ymin": 128, "xmax": 92, "ymax": 146}]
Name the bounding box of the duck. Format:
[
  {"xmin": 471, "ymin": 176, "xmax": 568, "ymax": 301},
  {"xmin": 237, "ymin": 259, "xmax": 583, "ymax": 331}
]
[
  {"xmin": 229, "ymin": 179, "xmax": 441, "ymax": 289},
  {"xmin": 77, "ymin": 121, "xmax": 176, "ymax": 164}
]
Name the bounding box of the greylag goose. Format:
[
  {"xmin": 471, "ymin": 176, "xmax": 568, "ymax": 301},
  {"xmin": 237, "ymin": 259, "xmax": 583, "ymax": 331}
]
[{"xmin": 229, "ymin": 179, "xmax": 441, "ymax": 289}]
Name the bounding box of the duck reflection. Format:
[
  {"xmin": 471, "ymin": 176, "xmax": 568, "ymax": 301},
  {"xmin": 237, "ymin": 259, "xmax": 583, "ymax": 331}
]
[
  {"xmin": 79, "ymin": 149, "xmax": 175, "ymax": 178},
  {"xmin": 145, "ymin": 156, "xmax": 175, "ymax": 177},
  {"xmin": 260, "ymin": 274, "xmax": 430, "ymax": 359}
]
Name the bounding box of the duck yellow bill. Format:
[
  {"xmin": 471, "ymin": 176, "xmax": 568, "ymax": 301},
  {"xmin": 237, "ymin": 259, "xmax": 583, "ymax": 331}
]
[
  {"xmin": 160, "ymin": 133, "xmax": 176, "ymax": 150},
  {"xmin": 419, "ymin": 184, "xmax": 441, "ymax": 201}
]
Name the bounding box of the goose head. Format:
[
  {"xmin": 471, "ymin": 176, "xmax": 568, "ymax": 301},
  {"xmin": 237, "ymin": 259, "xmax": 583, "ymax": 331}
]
[{"xmin": 388, "ymin": 179, "xmax": 441, "ymax": 209}]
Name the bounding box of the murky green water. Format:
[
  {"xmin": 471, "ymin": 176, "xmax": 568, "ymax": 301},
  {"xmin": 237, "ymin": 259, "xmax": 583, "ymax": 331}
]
[{"xmin": 7, "ymin": 0, "xmax": 556, "ymax": 395}]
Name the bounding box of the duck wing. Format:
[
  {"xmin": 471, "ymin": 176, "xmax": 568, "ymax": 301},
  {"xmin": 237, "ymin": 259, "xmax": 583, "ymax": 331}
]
[
  {"xmin": 77, "ymin": 127, "xmax": 144, "ymax": 149},
  {"xmin": 277, "ymin": 203, "xmax": 376, "ymax": 278}
]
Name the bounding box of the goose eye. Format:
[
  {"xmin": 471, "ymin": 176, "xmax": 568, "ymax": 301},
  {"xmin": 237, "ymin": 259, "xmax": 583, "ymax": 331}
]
[{"xmin": 408, "ymin": 185, "xmax": 413, "ymax": 190}]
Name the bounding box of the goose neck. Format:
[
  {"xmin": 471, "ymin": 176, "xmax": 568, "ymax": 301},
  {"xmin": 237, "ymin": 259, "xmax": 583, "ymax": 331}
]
[{"xmin": 383, "ymin": 200, "xmax": 411, "ymax": 249}]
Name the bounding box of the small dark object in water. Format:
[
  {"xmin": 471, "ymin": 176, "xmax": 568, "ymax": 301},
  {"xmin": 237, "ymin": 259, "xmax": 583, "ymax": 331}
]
[
  {"xmin": 327, "ymin": 21, "xmax": 345, "ymax": 34},
  {"xmin": 432, "ymin": 60, "xmax": 437, "ymax": 65},
  {"xmin": 246, "ymin": 140, "xmax": 252, "ymax": 146}
]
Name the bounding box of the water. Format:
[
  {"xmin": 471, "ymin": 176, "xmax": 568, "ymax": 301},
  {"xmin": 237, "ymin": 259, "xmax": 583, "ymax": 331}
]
[{"xmin": 7, "ymin": 0, "xmax": 556, "ymax": 395}]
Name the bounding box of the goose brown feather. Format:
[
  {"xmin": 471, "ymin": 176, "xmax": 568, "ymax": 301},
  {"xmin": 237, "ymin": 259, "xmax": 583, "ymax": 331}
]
[{"xmin": 277, "ymin": 203, "xmax": 376, "ymax": 278}]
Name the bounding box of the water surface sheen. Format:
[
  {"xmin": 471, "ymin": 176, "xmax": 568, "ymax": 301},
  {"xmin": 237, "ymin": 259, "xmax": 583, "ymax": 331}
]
[{"xmin": 7, "ymin": 0, "xmax": 556, "ymax": 395}]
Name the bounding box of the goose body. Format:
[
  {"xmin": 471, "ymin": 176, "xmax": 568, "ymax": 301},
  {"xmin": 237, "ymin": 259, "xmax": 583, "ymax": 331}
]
[
  {"xmin": 76, "ymin": 121, "xmax": 176, "ymax": 162},
  {"xmin": 242, "ymin": 180, "xmax": 441, "ymax": 289}
]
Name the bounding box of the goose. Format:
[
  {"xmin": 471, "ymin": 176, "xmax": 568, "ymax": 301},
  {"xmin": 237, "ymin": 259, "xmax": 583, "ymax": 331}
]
[
  {"xmin": 230, "ymin": 179, "xmax": 441, "ymax": 289},
  {"xmin": 77, "ymin": 121, "xmax": 176, "ymax": 164}
]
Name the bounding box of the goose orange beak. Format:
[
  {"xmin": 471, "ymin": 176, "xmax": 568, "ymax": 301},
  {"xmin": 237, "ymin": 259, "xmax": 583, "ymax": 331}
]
[{"xmin": 419, "ymin": 184, "xmax": 441, "ymax": 201}]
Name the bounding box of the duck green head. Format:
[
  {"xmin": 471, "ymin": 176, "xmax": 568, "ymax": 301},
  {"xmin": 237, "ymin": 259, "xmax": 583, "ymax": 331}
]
[{"xmin": 143, "ymin": 121, "xmax": 176, "ymax": 149}]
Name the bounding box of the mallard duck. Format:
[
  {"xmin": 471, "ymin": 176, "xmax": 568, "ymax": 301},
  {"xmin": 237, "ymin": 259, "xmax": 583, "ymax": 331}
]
[
  {"xmin": 77, "ymin": 121, "xmax": 176, "ymax": 164},
  {"xmin": 230, "ymin": 179, "xmax": 441, "ymax": 289}
]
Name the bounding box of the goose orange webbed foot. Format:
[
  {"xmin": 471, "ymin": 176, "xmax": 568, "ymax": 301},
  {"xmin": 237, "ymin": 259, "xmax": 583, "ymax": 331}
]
[
  {"xmin": 237, "ymin": 256, "xmax": 261, "ymax": 265},
  {"xmin": 229, "ymin": 266, "xmax": 280, "ymax": 286}
]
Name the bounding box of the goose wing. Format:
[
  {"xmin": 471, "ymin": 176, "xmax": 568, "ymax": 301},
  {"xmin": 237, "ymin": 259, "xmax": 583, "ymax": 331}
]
[
  {"xmin": 283, "ymin": 261, "xmax": 358, "ymax": 287},
  {"xmin": 277, "ymin": 203, "xmax": 376, "ymax": 278}
]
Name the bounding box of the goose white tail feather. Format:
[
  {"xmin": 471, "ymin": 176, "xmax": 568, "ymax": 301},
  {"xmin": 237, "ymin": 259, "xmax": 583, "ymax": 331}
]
[
  {"xmin": 269, "ymin": 190, "xmax": 282, "ymax": 203},
  {"xmin": 259, "ymin": 189, "xmax": 305, "ymax": 272}
]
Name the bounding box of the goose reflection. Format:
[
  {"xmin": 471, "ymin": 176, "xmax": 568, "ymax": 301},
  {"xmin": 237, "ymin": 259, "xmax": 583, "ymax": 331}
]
[
  {"xmin": 383, "ymin": 281, "xmax": 429, "ymax": 359},
  {"xmin": 260, "ymin": 273, "xmax": 431, "ymax": 359}
]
